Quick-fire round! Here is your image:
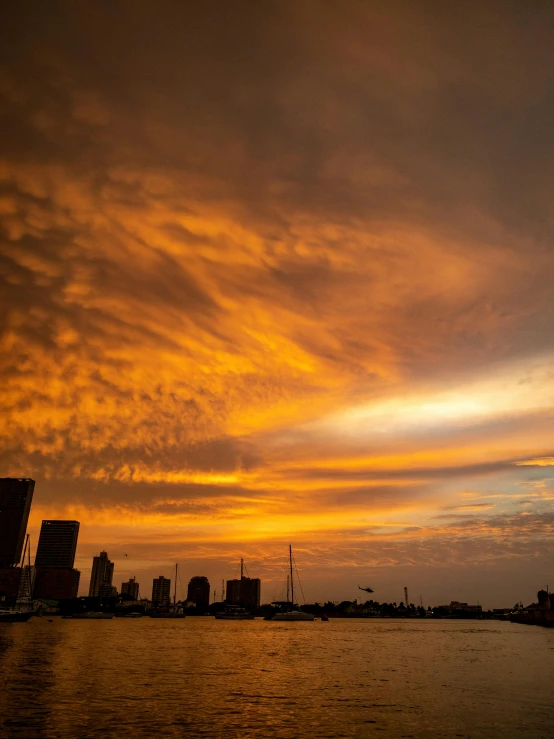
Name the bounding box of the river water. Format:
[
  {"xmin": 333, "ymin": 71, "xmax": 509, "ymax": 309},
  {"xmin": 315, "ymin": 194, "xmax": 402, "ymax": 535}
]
[{"xmin": 0, "ymin": 618, "xmax": 552, "ymax": 738}]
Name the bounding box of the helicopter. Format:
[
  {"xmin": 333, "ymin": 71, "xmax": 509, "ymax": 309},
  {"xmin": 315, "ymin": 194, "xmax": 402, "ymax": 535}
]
[{"xmin": 358, "ymin": 585, "xmax": 374, "ymax": 594}]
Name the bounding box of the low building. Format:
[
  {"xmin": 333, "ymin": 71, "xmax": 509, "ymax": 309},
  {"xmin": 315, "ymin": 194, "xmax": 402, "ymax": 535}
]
[{"xmin": 444, "ymin": 601, "xmax": 482, "ymax": 613}]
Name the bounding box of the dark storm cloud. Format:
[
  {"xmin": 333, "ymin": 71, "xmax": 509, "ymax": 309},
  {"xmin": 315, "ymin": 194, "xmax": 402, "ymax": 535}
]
[{"xmin": 2, "ymin": 1, "xmax": 553, "ymax": 228}]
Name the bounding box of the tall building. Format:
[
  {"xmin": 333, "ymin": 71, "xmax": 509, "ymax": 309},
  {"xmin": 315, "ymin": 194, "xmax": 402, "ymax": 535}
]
[
  {"xmin": 121, "ymin": 577, "xmax": 140, "ymax": 600},
  {"xmin": 33, "ymin": 520, "xmax": 81, "ymax": 600},
  {"xmin": 226, "ymin": 578, "xmax": 241, "ymax": 605},
  {"xmin": 35, "ymin": 520, "xmax": 80, "ymax": 568},
  {"xmin": 34, "ymin": 568, "xmax": 80, "ymax": 600},
  {"xmin": 0, "ymin": 478, "xmax": 35, "ymax": 567},
  {"xmin": 152, "ymin": 576, "xmax": 171, "ymax": 606},
  {"xmin": 89, "ymin": 551, "xmax": 114, "ymax": 598},
  {"xmin": 0, "ymin": 568, "xmax": 23, "ymax": 604},
  {"xmin": 226, "ymin": 577, "xmax": 261, "ymax": 610},
  {"xmin": 187, "ymin": 576, "xmax": 210, "ymax": 609}
]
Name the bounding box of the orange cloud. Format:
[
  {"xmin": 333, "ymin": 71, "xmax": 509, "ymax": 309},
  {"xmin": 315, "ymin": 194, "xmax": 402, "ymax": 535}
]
[{"xmin": 2, "ymin": 1, "xmax": 554, "ymax": 607}]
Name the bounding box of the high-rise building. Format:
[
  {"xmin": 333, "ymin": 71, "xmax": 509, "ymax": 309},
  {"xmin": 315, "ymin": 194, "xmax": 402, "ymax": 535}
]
[
  {"xmin": 187, "ymin": 576, "xmax": 210, "ymax": 609},
  {"xmin": 121, "ymin": 577, "xmax": 140, "ymax": 600},
  {"xmin": 33, "ymin": 520, "xmax": 81, "ymax": 600},
  {"xmin": 0, "ymin": 568, "xmax": 23, "ymax": 604},
  {"xmin": 244, "ymin": 577, "xmax": 261, "ymax": 610},
  {"xmin": 35, "ymin": 520, "xmax": 80, "ymax": 568},
  {"xmin": 89, "ymin": 551, "xmax": 114, "ymax": 598},
  {"xmin": 34, "ymin": 568, "xmax": 80, "ymax": 600},
  {"xmin": 226, "ymin": 577, "xmax": 261, "ymax": 610},
  {"xmin": 0, "ymin": 478, "xmax": 35, "ymax": 567},
  {"xmin": 152, "ymin": 576, "xmax": 171, "ymax": 606},
  {"xmin": 226, "ymin": 578, "xmax": 241, "ymax": 605}
]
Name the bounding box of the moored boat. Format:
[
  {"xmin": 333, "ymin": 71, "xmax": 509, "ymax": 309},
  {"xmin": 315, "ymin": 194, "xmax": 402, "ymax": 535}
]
[
  {"xmin": 215, "ymin": 605, "xmax": 255, "ymax": 620},
  {"xmin": 272, "ymin": 545, "xmax": 315, "ymax": 622},
  {"xmin": 273, "ymin": 610, "xmax": 314, "ymax": 622},
  {"xmin": 70, "ymin": 612, "xmax": 114, "ymax": 619},
  {"xmin": 0, "ymin": 609, "xmax": 35, "ymax": 623}
]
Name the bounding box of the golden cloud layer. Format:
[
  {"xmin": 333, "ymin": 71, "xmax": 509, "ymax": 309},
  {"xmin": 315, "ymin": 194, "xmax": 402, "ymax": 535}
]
[{"xmin": 1, "ymin": 1, "xmax": 554, "ymax": 605}]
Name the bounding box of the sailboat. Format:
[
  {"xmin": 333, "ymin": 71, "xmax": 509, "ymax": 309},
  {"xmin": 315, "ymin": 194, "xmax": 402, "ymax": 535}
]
[
  {"xmin": 272, "ymin": 546, "xmax": 315, "ymax": 622},
  {"xmin": 215, "ymin": 605, "xmax": 255, "ymax": 620},
  {"xmin": 0, "ymin": 534, "xmax": 37, "ymax": 623},
  {"xmin": 149, "ymin": 563, "xmax": 186, "ymax": 618},
  {"xmin": 0, "ymin": 609, "xmax": 35, "ymax": 623}
]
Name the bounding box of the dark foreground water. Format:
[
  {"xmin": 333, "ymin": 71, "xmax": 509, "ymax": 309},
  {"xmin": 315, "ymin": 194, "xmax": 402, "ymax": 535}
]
[{"xmin": 0, "ymin": 618, "xmax": 553, "ymax": 738}]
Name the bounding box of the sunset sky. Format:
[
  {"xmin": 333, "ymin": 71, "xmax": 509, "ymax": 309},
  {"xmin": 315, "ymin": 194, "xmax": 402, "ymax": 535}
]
[{"xmin": 1, "ymin": 2, "xmax": 554, "ymax": 608}]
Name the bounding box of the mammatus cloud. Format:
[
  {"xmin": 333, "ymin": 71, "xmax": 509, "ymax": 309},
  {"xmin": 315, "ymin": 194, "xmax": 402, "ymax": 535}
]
[{"xmin": 1, "ymin": 2, "xmax": 554, "ymax": 606}]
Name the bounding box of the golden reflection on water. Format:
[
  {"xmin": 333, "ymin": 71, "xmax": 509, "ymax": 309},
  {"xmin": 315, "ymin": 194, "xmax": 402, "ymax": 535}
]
[{"xmin": 1, "ymin": 619, "xmax": 553, "ymax": 738}]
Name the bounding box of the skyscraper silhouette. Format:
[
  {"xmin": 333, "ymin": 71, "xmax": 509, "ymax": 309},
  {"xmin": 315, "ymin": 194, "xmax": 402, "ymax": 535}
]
[
  {"xmin": 0, "ymin": 478, "xmax": 35, "ymax": 567},
  {"xmin": 89, "ymin": 551, "xmax": 114, "ymax": 597},
  {"xmin": 121, "ymin": 577, "xmax": 140, "ymax": 600},
  {"xmin": 33, "ymin": 520, "xmax": 81, "ymax": 600},
  {"xmin": 152, "ymin": 576, "xmax": 171, "ymax": 606},
  {"xmin": 226, "ymin": 576, "xmax": 261, "ymax": 610},
  {"xmin": 187, "ymin": 576, "xmax": 210, "ymax": 609},
  {"xmin": 35, "ymin": 520, "xmax": 80, "ymax": 568}
]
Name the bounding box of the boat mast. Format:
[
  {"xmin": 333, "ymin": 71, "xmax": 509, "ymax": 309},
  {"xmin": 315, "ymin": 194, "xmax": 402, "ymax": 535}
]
[
  {"xmin": 240, "ymin": 558, "xmax": 244, "ymax": 579},
  {"xmin": 20, "ymin": 533, "xmax": 28, "ymax": 569},
  {"xmin": 174, "ymin": 563, "xmax": 177, "ymax": 607},
  {"xmin": 28, "ymin": 534, "xmax": 33, "ymax": 607},
  {"xmin": 289, "ymin": 545, "xmax": 294, "ymax": 608}
]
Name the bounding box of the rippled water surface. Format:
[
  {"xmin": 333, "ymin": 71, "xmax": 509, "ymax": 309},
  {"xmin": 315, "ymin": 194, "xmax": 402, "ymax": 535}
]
[{"xmin": 1, "ymin": 618, "xmax": 553, "ymax": 738}]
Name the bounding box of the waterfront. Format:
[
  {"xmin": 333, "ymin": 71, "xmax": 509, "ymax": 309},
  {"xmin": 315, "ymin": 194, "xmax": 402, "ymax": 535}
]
[{"xmin": 0, "ymin": 619, "xmax": 553, "ymax": 738}]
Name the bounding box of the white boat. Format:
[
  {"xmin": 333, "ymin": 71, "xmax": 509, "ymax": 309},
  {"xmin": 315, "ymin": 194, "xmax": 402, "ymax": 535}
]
[
  {"xmin": 215, "ymin": 605, "xmax": 255, "ymax": 620},
  {"xmin": 273, "ymin": 610, "xmax": 314, "ymax": 621},
  {"xmin": 117, "ymin": 612, "xmax": 143, "ymax": 618},
  {"xmin": 0, "ymin": 609, "xmax": 35, "ymax": 623},
  {"xmin": 271, "ymin": 545, "xmax": 315, "ymax": 622}
]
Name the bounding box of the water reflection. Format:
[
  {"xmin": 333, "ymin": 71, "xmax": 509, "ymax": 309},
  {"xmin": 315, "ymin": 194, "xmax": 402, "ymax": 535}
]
[{"xmin": 0, "ymin": 619, "xmax": 553, "ymax": 738}]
